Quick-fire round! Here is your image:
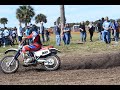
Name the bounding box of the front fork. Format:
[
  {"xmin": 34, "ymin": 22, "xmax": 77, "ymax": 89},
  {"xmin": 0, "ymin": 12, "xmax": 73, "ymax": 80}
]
[{"xmin": 8, "ymin": 50, "xmax": 21, "ymax": 67}]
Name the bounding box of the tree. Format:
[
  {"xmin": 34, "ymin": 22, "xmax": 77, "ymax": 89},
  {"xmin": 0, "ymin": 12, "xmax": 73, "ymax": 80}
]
[
  {"xmin": 0, "ymin": 18, "xmax": 8, "ymax": 28},
  {"xmin": 16, "ymin": 8, "xmax": 24, "ymax": 26},
  {"xmin": 16, "ymin": 5, "xmax": 35, "ymax": 27},
  {"xmin": 35, "ymin": 13, "xmax": 47, "ymax": 24},
  {"xmin": 56, "ymin": 17, "xmax": 60, "ymax": 25},
  {"xmin": 60, "ymin": 5, "xmax": 66, "ymax": 35}
]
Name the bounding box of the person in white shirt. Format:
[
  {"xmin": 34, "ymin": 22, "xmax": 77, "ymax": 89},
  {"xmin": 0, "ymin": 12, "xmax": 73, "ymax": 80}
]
[
  {"xmin": 39, "ymin": 22, "xmax": 45, "ymax": 42},
  {"xmin": 17, "ymin": 24, "xmax": 23, "ymax": 44},
  {"xmin": 3, "ymin": 27, "xmax": 9, "ymax": 37},
  {"xmin": 102, "ymin": 16, "xmax": 112, "ymax": 44},
  {"xmin": 3, "ymin": 27, "xmax": 12, "ymax": 47}
]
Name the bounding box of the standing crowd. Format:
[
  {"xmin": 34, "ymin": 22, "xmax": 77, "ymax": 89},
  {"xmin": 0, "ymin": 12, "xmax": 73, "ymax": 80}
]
[
  {"xmin": 0, "ymin": 22, "xmax": 50, "ymax": 48},
  {"xmin": 53, "ymin": 16, "xmax": 120, "ymax": 46},
  {"xmin": 0, "ymin": 16, "xmax": 119, "ymax": 48},
  {"xmin": 97, "ymin": 16, "xmax": 119, "ymax": 44},
  {"xmin": 53, "ymin": 22, "xmax": 72, "ymax": 46},
  {"xmin": 79, "ymin": 16, "xmax": 119, "ymax": 44},
  {"xmin": 0, "ymin": 27, "xmax": 17, "ymax": 47}
]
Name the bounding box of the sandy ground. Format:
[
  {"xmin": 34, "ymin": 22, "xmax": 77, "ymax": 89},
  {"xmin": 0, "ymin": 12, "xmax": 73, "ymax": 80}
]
[{"xmin": 0, "ymin": 51, "xmax": 120, "ymax": 85}]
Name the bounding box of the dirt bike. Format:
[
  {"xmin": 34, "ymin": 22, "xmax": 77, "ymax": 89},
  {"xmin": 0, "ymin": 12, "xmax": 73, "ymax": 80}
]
[{"xmin": 0, "ymin": 40, "xmax": 61, "ymax": 74}]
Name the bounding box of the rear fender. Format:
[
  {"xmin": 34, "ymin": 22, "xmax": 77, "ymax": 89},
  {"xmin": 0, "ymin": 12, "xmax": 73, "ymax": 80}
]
[{"xmin": 49, "ymin": 48, "xmax": 61, "ymax": 54}]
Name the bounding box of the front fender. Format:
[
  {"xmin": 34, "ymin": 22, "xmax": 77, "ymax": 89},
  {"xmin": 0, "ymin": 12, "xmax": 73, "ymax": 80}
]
[{"xmin": 4, "ymin": 48, "xmax": 18, "ymax": 54}]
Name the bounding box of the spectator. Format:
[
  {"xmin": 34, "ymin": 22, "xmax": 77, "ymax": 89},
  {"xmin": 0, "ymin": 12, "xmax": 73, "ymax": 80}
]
[
  {"xmin": 97, "ymin": 19, "xmax": 102, "ymax": 41},
  {"xmin": 3, "ymin": 27, "xmax": 11, "ymax": 47},
  {"xmin": 12, "ymin": 27, "xmax": 17, "ymax": 45},
  {"xmin": 68, "ymin": 24, "xmax": 72, "ymax": 44},
  {"xmin": 100, "ymin": 18, "xmax": 105, "ymax": 41},
  {"xmin": 0, "ymin": 27, "xmax": 3, "ymax": 46},
  {"xmin": 54, "ymin": 22, "xmax": 61, "ymax": 46},
  {"xmin": 63, "ymin": 23, "xmax": 71, "ymax": 45},
  {"xmin": 45, "ymin": 29, "xmax": 50, "ymax": 42},
  {"xmin": 79, "ymin": 21, "xmax": 86, "ymax": 42},
  {"xmin": 9, "ymin": 28, "xmax": 14, "ymax": 45},
  {"xmin": 25, "ymin": 26, "xmax": 30, "ymax": 36},
  {"xmin": 111, "ymin": 20, "xmax": 119, "ymax": 44},
  {"xmin": 25, "ymin": 26, "xmax": 31, "ymax": 44},
  {"xmin": 95, "ymin": 24, "xmax": 98, "ymax": 32},
  {"xmin": 17, "ymin": 24, "xmax": 23, "ymax": 44},
  {"xmin": 40, "ymin": 22, "xmax": 45, "ymax": 42},
  {"xmin": 88, "ymin": 22, "xmax": 95, "ymax": 42},
  {"xmin": 103, "ymin": 16, "xmax": 111, "ymax": 44}
]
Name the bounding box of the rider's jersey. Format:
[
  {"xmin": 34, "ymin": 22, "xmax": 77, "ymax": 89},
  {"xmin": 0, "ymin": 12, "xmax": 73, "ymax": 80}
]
[{"xmin": 27, "ymin": 31, "xmax": 42, "ymax": 46}]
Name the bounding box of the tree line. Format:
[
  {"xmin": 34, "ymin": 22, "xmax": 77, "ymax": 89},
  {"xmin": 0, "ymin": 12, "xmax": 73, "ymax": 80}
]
[
  {"xmin": 0, "ymin": 5, "xmax": 47, "ymax": 28},
  {"xmin": 1, "ymin": 5, "xmax": 120, "ymax": 29}
]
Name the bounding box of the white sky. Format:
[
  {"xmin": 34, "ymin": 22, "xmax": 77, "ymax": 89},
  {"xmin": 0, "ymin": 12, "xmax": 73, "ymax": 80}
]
[{"xmin": 0, "ymin": 5, "xmax": 120, "ymax": 28}]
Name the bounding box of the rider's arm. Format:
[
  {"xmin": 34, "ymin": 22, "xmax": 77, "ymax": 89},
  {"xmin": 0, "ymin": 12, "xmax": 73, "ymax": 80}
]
[
  {"xmin": 20, "ymin": 37, "xmax": 27, "ymax": 45},
  {"xmin": 20, "ymin": 32, "xmax": 33, "ymax": 45},
  {"xmin": 27, "ymin": 33, "xmax": 33, "ymax": 39}
]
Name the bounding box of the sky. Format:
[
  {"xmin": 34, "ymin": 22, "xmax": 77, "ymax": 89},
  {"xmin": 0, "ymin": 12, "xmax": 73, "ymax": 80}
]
[{"xmin": 0, "ymin": 5, "xmax": 120, "ymax": 28}]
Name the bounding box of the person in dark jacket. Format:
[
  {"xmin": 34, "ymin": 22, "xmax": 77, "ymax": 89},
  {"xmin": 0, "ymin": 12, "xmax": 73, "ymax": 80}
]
[
  {"xmin": 63, "ymin": 23, "xmax": 71, "ymax": 45},
  {"xmin": 100, "ymin": 18, "xmax": 105, "ymax": 41},
  {"xmin": 111, "ymin": 20, "xmax": 119, "ymax": 44},
  {"xmin": 88, "ymin": 22, "xmax": 95, "ymax": 42},
  {"xmin": 97, "ymin": 19, "xmax": 102, "ymax": 41},
  {"xmin": 79, "ymin": 21, "xmax": 86, "ymax": 42},
  {"xmin": 40, "ymin": 22, "xmax": 45, "ymax": 43},
  {"xmin": 45, "ymin": 29, "xmax": 50, "ymax": 42}
]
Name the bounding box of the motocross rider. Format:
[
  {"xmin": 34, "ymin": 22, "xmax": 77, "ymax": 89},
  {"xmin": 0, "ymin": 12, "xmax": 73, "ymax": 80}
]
[{"xmin": 20, "ymin": 24, "xmax": 42, "ymax": 65}]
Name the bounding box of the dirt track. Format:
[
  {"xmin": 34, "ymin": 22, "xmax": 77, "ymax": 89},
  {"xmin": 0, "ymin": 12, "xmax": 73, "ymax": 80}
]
[{"xmin": 0, "ymin": 51, "xmax": 120, "ymax": 85}]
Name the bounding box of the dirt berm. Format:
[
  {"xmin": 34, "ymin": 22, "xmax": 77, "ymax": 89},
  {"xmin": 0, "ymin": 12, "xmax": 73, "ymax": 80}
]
[
  {"xmin": 59, "ymin": 51, "xmax": 120, "ymax": 70},
  {"xmin": 1, "ymin": 51, "xmax": 120, "ymax": 85}
]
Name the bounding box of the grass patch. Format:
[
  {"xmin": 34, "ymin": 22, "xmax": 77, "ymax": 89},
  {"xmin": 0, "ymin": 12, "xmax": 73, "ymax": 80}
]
[{"xmin": 0, "ymin": 31, "xmax": 120, "ymax": 58}]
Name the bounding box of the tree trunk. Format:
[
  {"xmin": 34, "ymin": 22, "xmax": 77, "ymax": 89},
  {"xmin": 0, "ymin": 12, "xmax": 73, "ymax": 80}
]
[
  {"xmin": 60, "ymin": 5, "xmax": 65, "ymax": 35},
  {"xmin": 19, "ymin": 22, "xmax": 22, "ymax": 26},
  {"xmin": 3, "ymin": 24, "xmax": 5, "ymax": 28}
]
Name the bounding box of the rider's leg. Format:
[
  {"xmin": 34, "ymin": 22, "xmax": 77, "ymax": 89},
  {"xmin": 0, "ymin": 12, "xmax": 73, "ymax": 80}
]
[
  {"xmin": 22, "ymin": 45, "xmax": 33, "ymax": 64},
  {"xmin": 22, "ymin": 44, "xmax": 41, "ymax": 64}
]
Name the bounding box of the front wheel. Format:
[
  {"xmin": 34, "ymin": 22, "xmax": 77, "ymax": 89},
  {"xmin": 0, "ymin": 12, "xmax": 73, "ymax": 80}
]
[
  {"xmin": 0, "ymin": 55, "xmax": 19, "ymax": 74},
  {"xmin": 41, "ymin": 54, "xmax": 61, "ymax": 71}
]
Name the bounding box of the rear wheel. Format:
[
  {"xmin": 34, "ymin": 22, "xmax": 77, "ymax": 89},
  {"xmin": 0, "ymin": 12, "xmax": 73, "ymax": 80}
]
[
  {"xmin": 0, "ymin": 55, "xmax": 19, "ymax": 74},
  {"xmin": 41, "ymin": 54, "xmax": 61, "ymax": 71}
]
